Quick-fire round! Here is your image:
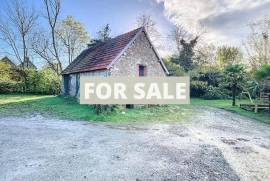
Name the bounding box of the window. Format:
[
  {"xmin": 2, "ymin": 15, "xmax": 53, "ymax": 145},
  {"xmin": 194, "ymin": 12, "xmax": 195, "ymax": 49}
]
[{"xmin": 139, "ymin": 65, "xmax": 146, "ymax": 76}]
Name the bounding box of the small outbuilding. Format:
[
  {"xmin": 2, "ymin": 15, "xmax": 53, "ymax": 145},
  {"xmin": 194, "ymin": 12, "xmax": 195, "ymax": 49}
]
[
  {"xmin": 0, "ymin": 56, "xmax": 17, "ymax": 68},
  {"xmin": 61, "ymin": 27, "xmax": 169, "ymax": 98}
]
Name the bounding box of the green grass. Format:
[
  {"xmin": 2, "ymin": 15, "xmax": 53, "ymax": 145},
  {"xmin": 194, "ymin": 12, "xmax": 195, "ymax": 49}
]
[
  {"xmin": 0, "ymin": 94, "xmax": 193, "ymax": 122},
  {"xmin": 0, "ymin": 94, "xmax": 269, "ymax": 123},
  {"xmin": 191, "ymin": 99, "xmax": 270, "ymax": 124}
]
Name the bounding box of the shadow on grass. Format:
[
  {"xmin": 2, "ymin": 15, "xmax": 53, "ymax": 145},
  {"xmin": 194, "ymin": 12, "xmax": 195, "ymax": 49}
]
[
  {"xmin": 0, "ymin": 94, "xmax": 93, "ymax": 120},
  {"xmin": 1, "ymin": 94, "xmax": 267, "ymax": 123}
]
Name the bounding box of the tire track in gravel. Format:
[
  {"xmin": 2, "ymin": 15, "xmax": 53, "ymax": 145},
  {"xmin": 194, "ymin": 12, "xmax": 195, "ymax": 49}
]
[{"xmin": 184, "ymin": 107, "xmax": 270, "ymax": 181}]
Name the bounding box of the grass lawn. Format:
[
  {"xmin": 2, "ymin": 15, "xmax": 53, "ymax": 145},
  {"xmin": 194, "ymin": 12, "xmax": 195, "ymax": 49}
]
[
  {"xmin": 0, "ymin": 94, "xmax": 269, "ymax": 123},
  {"xmin": 0, "ymin": 94, "xmax": 193, "ymax": 122},
  {"xmin": 191, "ymin": 99, "xmax": 270, "ymax": 124}
]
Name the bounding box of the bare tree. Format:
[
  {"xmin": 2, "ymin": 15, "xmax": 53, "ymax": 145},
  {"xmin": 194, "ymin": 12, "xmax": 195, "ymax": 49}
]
[
  {"xmin": 32, "ymin": 0, "xmax": 62, "ymax": 75},
  {"xmin": 244, "ymin": 17, "xmax": 270, "ymax": 70},
  {"xmin": 0, "ymin": 0, "xmax": 37, "ymax": 68},
  {"xmin": 44, "ymin": 0, "xmax": 61, "ymax": 72},
  {"xmin": 97, "ymin": 24, "xmax": 111, "ymax": 42},
  {"xmin": 194, "ymin": 43, "xmax": 217, "ymax": 66},
  {"xmin": 137, "ymin": 14, "xmax": 160, "ymax": 42},
  {"xmin": 171, "ymin": 25, "xmax": 188, "ymax": 57}
]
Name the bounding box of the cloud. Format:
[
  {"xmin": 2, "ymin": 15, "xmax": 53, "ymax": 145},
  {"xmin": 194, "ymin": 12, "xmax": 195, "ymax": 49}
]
[{"xmin": 154, "ymin": 0, "xmax": 270, "ymax": 45}]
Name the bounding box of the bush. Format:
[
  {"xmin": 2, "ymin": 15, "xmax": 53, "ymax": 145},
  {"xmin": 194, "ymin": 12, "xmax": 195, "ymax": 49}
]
[
  {"xmin": 38, "ymin": 68, "xmax": 60, "ymax": 95},
  {"xmin": 203, "ymin": 86, "xmax": 228, "ymax": 100},
  {"xmin": 0, "ymin": 81, "xmax": 24, "ymax": 93},
  {"xmin": 163, "ymin": 59, "xmax": 186, "ymax": 76},
  {"xmin": 190, "ymin": 80, "xmax": 208, "ymax": 97},
  {"xmin": 189, "ymin": 67, "xmax": 228, "ymax": 98},
  {"xmin": 24, "ymin": 68, "xmax": 40, "ymax": 93},
  {"xmin": 0, "ymin": 67, "xmax": 60, "ymax": 95},
  {"xmin": 0, "ymin": 62, "xmax": 12, "ymax": 81},
  {"xmin": 254, "ymin": 64, "xmax": 270, "ymax": 81},
  {"xmin": 190, "ymin": 67, "xmax": 222, "ymax": 87}
]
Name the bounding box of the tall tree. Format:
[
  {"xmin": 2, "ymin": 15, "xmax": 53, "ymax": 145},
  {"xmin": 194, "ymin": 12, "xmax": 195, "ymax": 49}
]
[
  {"xmin": 32, "ymin": 0, "xmax": 62, "ymax": 75},
  {"xmin": 57, "ymin": 16, "xmax": 90, "ymax": 64},
  {"xmin": 244, "ymin": 17, "xmax": 270, "ymax": 70},
  {"xmin": 97, "ymin": 24, "xmax": 111, "ymax": 42},
  {"xmin": 171, "ymin": 25, "xmax": 200, "ymax": 71},
  {"xmin": 224, "ymin": 64, "xmax": 246, "ymax": 106},
  {"xmin": 172, "ymin": 25, "xmax": 188, "ymax": 57},
  {"xmin": 0, "ymin": 0, "xmax": 37, "ymax": 68},
  {"xmin": 44, "ymin": 0, "xmax": 61, "ymax": 72},
  {"xmin": 216, "ymin": 46, "xmax": 242, "ymax": 69}
]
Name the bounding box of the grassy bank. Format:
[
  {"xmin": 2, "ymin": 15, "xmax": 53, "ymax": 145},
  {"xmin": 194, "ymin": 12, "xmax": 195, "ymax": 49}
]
[
  {"xmin": 0, "ymin": 94, "xmax": 269, "ymax": 123},
  {"xmin": 0, "ymin": 94, "xmax": 193, "ymax": 122}
]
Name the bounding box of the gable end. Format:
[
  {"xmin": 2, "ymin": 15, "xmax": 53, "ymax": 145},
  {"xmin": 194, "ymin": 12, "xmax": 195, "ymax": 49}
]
[{"xmin": 107, "ymin": 27, "xmax": 169, "ymax": 75}]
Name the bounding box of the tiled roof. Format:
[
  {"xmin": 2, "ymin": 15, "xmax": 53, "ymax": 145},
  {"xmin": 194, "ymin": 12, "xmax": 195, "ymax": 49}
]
[{"xmin": 62, "ymin": 27, "xmax": 143, "ymax": 74}]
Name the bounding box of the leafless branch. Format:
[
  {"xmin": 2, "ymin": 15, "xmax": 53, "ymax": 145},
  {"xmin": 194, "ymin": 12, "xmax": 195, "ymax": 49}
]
[
  {"xmin": 0, "ymin": 0, "xmax": 37, "ymax": 67},
  {"xmin": 32, "ymin": 0, "xmax": 62, "ymax": 74},
  {"xmin": 137, "ymin": 14, "xmax": 160, "ymax": 43}
]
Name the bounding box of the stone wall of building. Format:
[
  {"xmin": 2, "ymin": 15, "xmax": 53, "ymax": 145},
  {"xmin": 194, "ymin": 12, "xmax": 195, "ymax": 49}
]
[{"xmin": 109, "ymin": 32, "xmax": 166, "ymax": 76}]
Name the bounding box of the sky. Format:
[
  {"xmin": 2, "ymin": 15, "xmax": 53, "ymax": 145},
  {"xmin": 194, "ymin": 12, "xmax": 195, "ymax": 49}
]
[{"xmin": 1, "ymin": 0, "xmax": 270, "ymax": 65}]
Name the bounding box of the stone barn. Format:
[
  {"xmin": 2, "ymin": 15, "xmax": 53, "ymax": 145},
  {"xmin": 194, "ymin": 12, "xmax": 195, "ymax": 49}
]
[{"xmin": 61, "ymin": 27, "xmax": 169, "ymax": 98}]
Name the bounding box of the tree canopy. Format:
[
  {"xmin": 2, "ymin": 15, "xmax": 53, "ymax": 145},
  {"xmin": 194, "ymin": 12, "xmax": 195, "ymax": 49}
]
[
  {"xmin": 216, "ymin": 46, "xmax": 242, "ymax": 69},
  {"xmin": 57, "ymin": 16, "xmax": 90, "ymax": 64}
]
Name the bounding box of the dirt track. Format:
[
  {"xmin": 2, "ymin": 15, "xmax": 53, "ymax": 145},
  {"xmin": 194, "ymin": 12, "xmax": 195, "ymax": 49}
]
[{"xmin": 0, "ymin": 107, "xmax": 269, "ymax": 181}]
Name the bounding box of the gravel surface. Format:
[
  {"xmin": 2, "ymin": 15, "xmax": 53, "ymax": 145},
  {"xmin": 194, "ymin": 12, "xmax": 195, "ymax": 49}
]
[{"xmin": 0, "ymin": 107, "xmax": 269, "ymax": 181}]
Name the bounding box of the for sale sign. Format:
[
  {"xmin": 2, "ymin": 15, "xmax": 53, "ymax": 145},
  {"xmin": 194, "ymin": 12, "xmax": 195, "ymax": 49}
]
[{"xmin": 80, "ymin": 77, "xmax": 190, "ymax": 105}]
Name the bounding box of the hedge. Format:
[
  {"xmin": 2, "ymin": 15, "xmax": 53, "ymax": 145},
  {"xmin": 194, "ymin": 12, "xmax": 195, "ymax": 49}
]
[{"xmin": 0, "ymin": 81, "xmax": 24, "ymax": 93}]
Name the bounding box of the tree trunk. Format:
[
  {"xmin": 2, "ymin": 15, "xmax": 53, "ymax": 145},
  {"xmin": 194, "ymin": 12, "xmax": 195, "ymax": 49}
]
[
  {"xmin": 22, "ymin": 34, "xmax": 27, "ymax": 68},
  {"xmin": 68, "ymin": 45, "xmax": 71, "ymax": 64},
  {"xmin": 51, "ymin": 28, "xmax": 62, "ymax": 74},
  {"xmin": 232, "ymin": 84, "xmax": 236, "ymax": 106}
]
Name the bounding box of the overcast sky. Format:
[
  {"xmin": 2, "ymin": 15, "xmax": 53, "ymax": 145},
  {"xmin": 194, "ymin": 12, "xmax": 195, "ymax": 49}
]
[
  {"xmin": 1, "ymin": 0, "xmax": 270, "ymax": 64},
  {"xmin": 158, "ymin": 0, "xmax": 270, "ymax": 46}
]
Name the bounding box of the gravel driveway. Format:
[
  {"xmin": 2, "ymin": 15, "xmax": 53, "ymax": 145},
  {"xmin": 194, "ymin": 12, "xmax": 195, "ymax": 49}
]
[{"xmin": 0, "ymin": 108, "xmax": 269, "ymax": 181}]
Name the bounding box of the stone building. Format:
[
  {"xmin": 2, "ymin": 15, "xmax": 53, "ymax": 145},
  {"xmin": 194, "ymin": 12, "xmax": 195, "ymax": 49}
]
[
  {"xmin": 61, "ymin": 27, "xmax": 169, "ymax": 98},
  {"xmin": 0, "ymin": 56, "xmax": 36, "ymax": 70},
  {"xmin": 0, "ymin": 56, "xmax": 17, "ymax": 68}
]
